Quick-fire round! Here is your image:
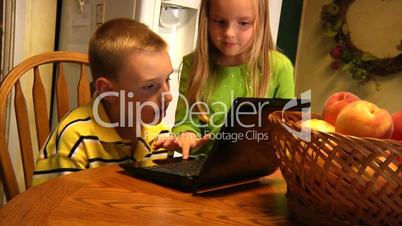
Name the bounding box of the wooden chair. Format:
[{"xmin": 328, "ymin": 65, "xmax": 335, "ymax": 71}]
[{"xmin": 0, "ymin": 51, "xmax": 91, "ymax": 201}]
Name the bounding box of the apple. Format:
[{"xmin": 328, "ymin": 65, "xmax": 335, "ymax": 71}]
[
  {"xmin": 322, "ymin": 91, "xmax": 360, "ymax": 125},
  {"xmin": 297, "ymin": 119, "xmax": 335, "ymax": 133},
  {"xmin": 391, "ymin": 111, "xmax": 402, "ymax": 141},
  {"xmin": 335, "ymin": 100, "xmax": 394, "ymax": 139}
]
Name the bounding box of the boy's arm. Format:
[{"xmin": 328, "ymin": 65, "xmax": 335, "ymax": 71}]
[
  {"xmin": 32, "ymin": 155, "xmax": 86, "ymax": 186},
  {"xmin": 32, "ymin": 129, "xmax": 87, "ymax": 186}
]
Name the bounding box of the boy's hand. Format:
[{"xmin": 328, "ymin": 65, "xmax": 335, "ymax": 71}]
[
  {"xmin": 176, "ymin": 132, "xmax": 210, "ymax": 159},
  {"xmin": 153, "ymin": 134, "xmax": 180, "ymax": 151},
  {"xmin": 153, "ymin": 132, "xmax": 210, "ymax": 159}
]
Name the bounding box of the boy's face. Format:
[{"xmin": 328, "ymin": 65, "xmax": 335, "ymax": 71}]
[{"xmin": 112, "ymin": 49, "xmax": 173, "ymax": 125}]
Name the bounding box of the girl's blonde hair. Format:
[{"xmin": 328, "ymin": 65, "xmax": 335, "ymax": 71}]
[
  {"xmin": 89, "ymin": 18, "xmax": 167, "ymax": 81},
  {"xmin": 186, "ymin": 0, "xmax": 274, "ymax": 121}
]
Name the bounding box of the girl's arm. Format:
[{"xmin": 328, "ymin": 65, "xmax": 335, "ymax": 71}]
[
  {"xmin": 172, "ymin": 54, "xmax": 203, "ymax": 137},
  {"xmin": 169, "ymin": 54, "xmax": 212, "ymax": 158}
]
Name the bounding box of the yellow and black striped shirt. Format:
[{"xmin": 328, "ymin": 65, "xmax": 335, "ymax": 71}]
[{"xmin": 32, "ymin": 99, "xmax": 170, "ymax": 185}]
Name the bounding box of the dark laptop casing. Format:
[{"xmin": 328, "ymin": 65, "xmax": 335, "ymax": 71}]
[{"xmin": 120, "ymin": 98, "xmax": 310, "ymax": 192}]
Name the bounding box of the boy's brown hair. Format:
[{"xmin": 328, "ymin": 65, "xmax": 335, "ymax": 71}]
[{"xmin": 88, "ymin": 18, "xmax": 167, "ymax": 80}]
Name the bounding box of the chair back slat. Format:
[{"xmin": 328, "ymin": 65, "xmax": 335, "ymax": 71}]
[
  {"xmin": 78, "ymin": 63, "xmax": 91, "ymax": 106},
  {"xmin": 0, "ymin": 93, "xmax": 19, "ymax": 199},
  {"xmin": 0, "ymin": 51, "xmax": 90, "ymax": 202},
  {"xmin": 14, "ymin": 81, "xmax": 34, "ymax": 189},
  {"xmin": 56, "ymin": 63, "xmax": 69, "ymax": 121},
  {"xmin": 33, "ymin": 66, "xmax": 50, "ymax": 150}
]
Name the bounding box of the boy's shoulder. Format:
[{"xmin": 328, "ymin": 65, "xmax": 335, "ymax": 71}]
[
  {"xmin": 55, "ymin": 103, "xmax": 95, "ymax": 136},
  {"xmin": 54, "ymin": 100, "xmax": 170, "ymax": 143}
]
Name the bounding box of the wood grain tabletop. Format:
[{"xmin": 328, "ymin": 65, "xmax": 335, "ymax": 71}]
[{"xmin": 0, "ymin": 165, "xmax": 298, "ymax": 226}]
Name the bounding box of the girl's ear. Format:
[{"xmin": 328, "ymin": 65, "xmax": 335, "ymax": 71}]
[{"xmin": 95, "ymin": 77, "xmax": 117, "ymax": 103}]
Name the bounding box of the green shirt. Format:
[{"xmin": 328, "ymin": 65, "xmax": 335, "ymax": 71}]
[{"xmin": 172, "ymin": 51, "xmax": 295, "ymax": 154}]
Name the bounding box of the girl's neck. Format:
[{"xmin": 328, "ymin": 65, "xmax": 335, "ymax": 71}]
[{"xmin": 217, "ymin": 53, "xmax": 247, "ymax": 66}]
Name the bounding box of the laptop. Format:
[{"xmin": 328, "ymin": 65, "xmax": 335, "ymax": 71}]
[{"xmin": 120, "ymin": 98, "xmax": 309, "ymax": 193}]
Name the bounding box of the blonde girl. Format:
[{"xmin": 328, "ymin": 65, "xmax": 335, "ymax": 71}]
[{"xmin": 155, "ymin": 0, "xmax": 295, "ymax": 158}]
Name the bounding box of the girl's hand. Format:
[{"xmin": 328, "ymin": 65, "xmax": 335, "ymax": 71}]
[{"xmin": 176, "ymin": 132, "xmax": 210, "ymax": 159}]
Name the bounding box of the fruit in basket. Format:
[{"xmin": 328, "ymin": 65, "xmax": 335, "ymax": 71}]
[
  {"xmin": 322, "ymin": 91, "xmax": 360, "ymax": 125},
  {"xmin": 297, "ymin": 119, "xmax": 335, "ymax": 133},
  {"xmin": 391, "ymin": 111, "xmax": 402, "ymax": 140},
  {"xmin": 335, "ymin": 100, "xmax": 394, "ymax": 139},
  {"xmin": 397, "ymin": 156, "xmax": 402, "ymax": 165}
]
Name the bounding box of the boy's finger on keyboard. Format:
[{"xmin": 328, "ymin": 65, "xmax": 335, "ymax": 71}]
[
  {"xmin": 153, "ymin": 133, "xmax": 174, "ymax": 149},
  {"xmin": 152, "ymin": 138, "xmax": 164, "ymax": 149},
  {"xmin": 162, "ymin": 137, "xmax": 177, "ymax": 150}
]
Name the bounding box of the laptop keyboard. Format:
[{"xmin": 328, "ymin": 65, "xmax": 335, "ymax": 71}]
[{"xmin": 146, "ymin": 159, "xmax": 206, "ymax": 177}]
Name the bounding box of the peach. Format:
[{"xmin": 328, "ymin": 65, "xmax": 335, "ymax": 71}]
[
  {"xmin": 335, "ymin": 100, "xmax": 394, "ymax": 139},
  {"xmin": 322, "ymin": 91, "xmax": 360, "ymax": 125},
  {"xmin": 391, "ymin": 111, "xmax": 402, "ymax": 141}
]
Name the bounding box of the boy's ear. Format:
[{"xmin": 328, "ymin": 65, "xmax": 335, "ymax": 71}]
[{"xmin": 95, "ymin": 77, "xmax": 117, "ymax": 103}]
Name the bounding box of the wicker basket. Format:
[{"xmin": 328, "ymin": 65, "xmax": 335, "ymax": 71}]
[{"xmin": 268, "ymin": 111, "xmax": 402, "ymax": 226}]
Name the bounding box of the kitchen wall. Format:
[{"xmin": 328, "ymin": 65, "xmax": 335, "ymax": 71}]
[
  {"xmin": 295, "ymin": 0, "xmax": 402, "ymax": 113},
  {"xmin": 1, "ymin": 0, "xmax": 56, "ymax": 204}
]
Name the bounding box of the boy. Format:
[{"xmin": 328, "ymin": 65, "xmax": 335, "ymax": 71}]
[{"xmin": 32, "ymin": 18, "xmax": 173, "ymax": 185}]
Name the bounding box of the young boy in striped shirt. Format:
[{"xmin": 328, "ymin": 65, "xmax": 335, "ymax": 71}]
[{"xmin": 33, "ymin": 18, "xmax": 174, "ymax": 185}]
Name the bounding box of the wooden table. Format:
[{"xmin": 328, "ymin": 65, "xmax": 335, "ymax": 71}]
[{"xmin": 0, "ymin": 165, "xmax": 297, "ymax": 225}]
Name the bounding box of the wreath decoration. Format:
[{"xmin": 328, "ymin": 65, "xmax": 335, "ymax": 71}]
[{"xmin": 320, "ymin": 0, "xmax": 402, "ymax": 87}]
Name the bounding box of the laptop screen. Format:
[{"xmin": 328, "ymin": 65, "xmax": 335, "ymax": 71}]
[{"xmin": 193, "ymin": 98, "xmax": 310, "ymax": 189}]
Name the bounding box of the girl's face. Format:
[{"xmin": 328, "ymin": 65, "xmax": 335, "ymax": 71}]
[{"xmin": 208, "ymin": 0, "xmax": 256, "ymax": 65}]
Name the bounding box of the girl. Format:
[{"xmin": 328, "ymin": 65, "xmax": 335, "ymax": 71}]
[{"xmin": 155, "ymin": 0, "xmax": 295, "ymax": 158}]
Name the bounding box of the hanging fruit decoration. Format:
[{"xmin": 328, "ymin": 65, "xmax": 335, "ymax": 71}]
[{"xmin": 320, "ymin": 0, "xmax": 402, "ymax": 89}]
